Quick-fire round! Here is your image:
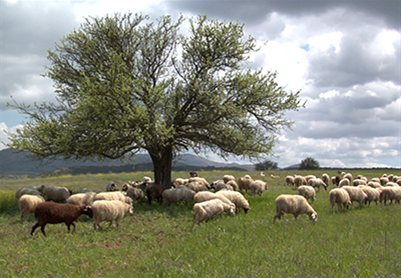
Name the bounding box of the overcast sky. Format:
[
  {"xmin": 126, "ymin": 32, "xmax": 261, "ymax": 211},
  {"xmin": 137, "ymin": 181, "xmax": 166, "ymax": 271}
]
[{"xmin": 0, "ymin": 0, "xmax": 400, "ymax": 168}]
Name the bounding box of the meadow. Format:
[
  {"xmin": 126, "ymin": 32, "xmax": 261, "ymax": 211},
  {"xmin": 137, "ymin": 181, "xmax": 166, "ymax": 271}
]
[{"xmin": 0, "ymin": 169, "xmax": 400, "ymax": 277}]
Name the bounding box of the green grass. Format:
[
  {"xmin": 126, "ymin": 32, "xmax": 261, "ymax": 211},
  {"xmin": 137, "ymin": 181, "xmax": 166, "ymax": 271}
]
[{"xmin": 0, "ymin": 169, "xmax": 400, "ymax": 277}]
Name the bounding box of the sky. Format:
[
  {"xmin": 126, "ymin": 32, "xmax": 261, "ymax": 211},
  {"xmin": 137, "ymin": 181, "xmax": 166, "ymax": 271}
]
[{"xmin": 0, "ymin": 0, "xmax": 400, "ymax": 168}]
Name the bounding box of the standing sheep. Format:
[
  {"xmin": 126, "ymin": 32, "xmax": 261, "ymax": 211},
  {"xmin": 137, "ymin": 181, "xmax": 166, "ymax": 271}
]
[
  {"xmin": 223, "ymin": 175, "xmax": 236, "ymax": 183},
  {"xmin": 38, "ymin": 185, "xmax": 71, "ymax": 203},
  {"xmin": 162, "ymin": 188, "xmax": 196, "ymax": 206},
  {"xmin": 285, "ymin": 176, "xmax": 295, "ymax": 187},
  {"xmin": 94, "ymin": 191, "xmax": 132, "ymax": 204},
  {"xmin": 329, "ymin": 188, "xmax": 351, "ymax": 210},
  {"xmin": 273, "ymin": 194, "xmax": 318, "ymax": 222},
  {"xmin": 238, "ymin": 175, "xmax": 254, "ymax": 192},
  {"xmin": 193, "ymin": 191, "xmax": 236, "ymax": 209},
  {"xmin": 67, "ymin": 192, "xmax": 97, "ymax": 206},
  {"xmin": 297, "ymin": 185, "xmax": 316, "ymax": 203},
  {"xmin": 31, "ymin": 202, "xmax": 93, "ymax": 236},
  {"xmin": 19, "ymin": 195, "xmax": 45, "ymax": 221},
  {"xmin": 91, "ymin": 200, "xmax": 133, "ymax": 230},
  {"xmin": 341, "ymin": 186, "xmax": 367, "ymax": 206},
  {"xmin": 308, "ymin": 178, "xmax": 328, "ymax": 191},
  {"xmin": 249, "ymin": 180, "xmax": 267, "ymax": 195},
  {"xmin": 15, "ymin": 187, "xmax": 42, "ymax": 199},
  {"xmin": 215, "ymin": 190, "xmax": 250, "ymax": 213},
  {"xmin": 294, "ymin": 176, "xmax": 307, "ymax": 187},
  {"xmin": 358, "ymin": 186, "xmax": 380, "ymax": 205},
  {"xmin": 193, "ymin": 199, "xmax": 235, "ymax": 225}
]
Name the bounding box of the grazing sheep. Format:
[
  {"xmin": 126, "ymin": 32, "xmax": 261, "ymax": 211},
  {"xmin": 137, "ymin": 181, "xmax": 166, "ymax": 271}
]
[
  {"xmin": 385, "ymin": 182, "xmax": 399, "ymax": 187},
  {"xmin": 226, "ymin": 180, "xmax": 239, "ymax": 191},
  {"xmin": 15, "ymin": 187, "xmax": 42, "ymax": 199},
  {"xmin": 297, "ymin": 185, "xmax": 316, "ymax": 203},
  {"xmin": 305, "ymin": 175, "xmax": 316, "ymax": 182},
  {"xmin": 308, "ymin": 178, "xmax": 328, "ymax": 191},
  {"xmin": 331, "ymin": 176, "xmax": 341, "ymax": 187},
  {"xmin": 273, "ymin": 194, "xmax": 317, "ymax": 222},
  {"xmin": 38, "ymin": 185, "xmax": 71, "ymax": 203},
  {"xmin": 285, "ymin": 176, "xmax": 295, "ymax": 187},
  {"xmin": 343, "ymin": 173, "xmax": 353, "ymax": 182},
  {"xmin": 210, "ymin": 180, "xmax": 234, "ymax": 192},
  {"xmin": 67, "ymin": 192, "xmax": 97, "ymax": 206},
  {"xmin": 142, "ymin": 176, "xmax": 153, "ymax": 183},
  {"xmin": 238, "ymin": 175, "xmax": 254, "ymax": 192},
  {"xmin": 19, "ymin": 195, "xmax": 45, "ymax": 221},
  {"xmin": 322, "ymin": 173, "xmax": 330, "ymax": 187},
  {"xmin": 30, "ymin": 201, "xmax": 93, "ymax": 236},
  {"xmin": 93, "ymin": 191, "xmax": 132, "ymax": 204},
  {"xmin": 249, "ymin": 180, "xmax": 267, "ymax": 195},
  {"xmin": 188, "ymin": 177, "xmax": 209, "ymax": 188},
  {"xmin": 341, "ymin": 186, "xmax": 367, "ymax": 206},
  {"xmin": 367, "ymin": 181, "xmax": 382, "ymax": 189},
  {"xmin": 370, "ymin": 177, "xmax": 381, "ymax": 183},
  {"xmin": 338, "ymin": 178, "xmax": 350, "ymax": 187},
  {"xmin": 173, "ymin": 178, "xmax": 189, "ymax": 187},
  {"xmin": 186, "ymin": 182, "xmax": 209, "ymax": 192},
  {"xmin": 106, "ymin": 182, "xmax": 118, "ymax": 192},
  {"xmin": 380, "ymin": 177, "xmax": 389, "ymax": 186},
  {"xmin": 222, "ymin": 175, "xmax": 236, "ymax": 183},
  {"xmin": 294, "ymin": 175, "xmax": 307, "ymax": 187},
  {"xmin": 91, "ymin": 200, "xmax": 133, "ymax": 230},
  {"xmin": 125, "ymin": 186, "xmax": 147, "ymax": 202},
  {"xmin": 193, "ymin": 191, "xmax": 236, "ymax": 209},
  {"xmin": 215, "ymin": 190, "xmax": 250, "ymax": 213},
  {"xmin": 193, "ymin": 199, "xmax": 236, "ymax": 225},
  {"xmin": 352, "ymin": 179, "xmax": 367, "ymax": 187},
  {"xmin": 139, "ymin": 182, "xmax": 165, "ymax": 204},
  {"xmin": 162, "ymin": 188, "xmax": 196, "ymax": 206},
  {"xmin": 329, "ymin": 188, "xmax": 351, "ymax": 210},
  {"xmin": 358, "ymin": 186, "xmax": 380, "ymax": 205},
  {"xmin": 380, "ymin": 187, "xmax": 401, "ymax": 205}
]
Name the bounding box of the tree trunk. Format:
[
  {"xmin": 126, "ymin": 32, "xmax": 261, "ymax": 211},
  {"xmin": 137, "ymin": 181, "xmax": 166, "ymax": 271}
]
[{"xmin": 149, "ymin": 146, "xmax": 173, "ymax": 188}]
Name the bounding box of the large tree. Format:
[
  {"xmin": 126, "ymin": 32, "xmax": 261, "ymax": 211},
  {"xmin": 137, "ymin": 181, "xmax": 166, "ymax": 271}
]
[{"xmin": 9, "ymin": 14, "xmax": 303, "ymax": 187}]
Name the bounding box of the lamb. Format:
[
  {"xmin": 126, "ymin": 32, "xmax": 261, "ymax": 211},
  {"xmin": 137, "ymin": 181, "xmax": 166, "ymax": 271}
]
[
  {"xmin": 15, "ymin": 187, "xmax": 42, "ymax": 199},
  {"xmin": 162, "ymin": 188, "xmax": 196, "ymax": 206},
  {"xmin": 193, "ymin": 191, "xmax": 236, "ymax": 209},
  {"xmin": 193, "ymin": 199, "xmax": 236, "ymax": 225},
  {"xmin": 30, "ymin": 201, "xmax": 93, "ymax": 236},
  {"xmin": 329, "ymin": 188, "xmax": 351, "ymax": 210},
  {"xmin": 238, "ymin": 175, "xmax": 254, "ymax": 192},
  {"xmin": 249, "ymin": 179, "xmax": 267, "ymax": 195},
  {"xmin": 93, "ymin": 191, "xmax": 132, "ymax": 205},
  {"xmin": 285, "ymin": 176, "xmax": 295, "ymax": 187},
  {"xmin": 297, "ymin": 185, "xmax": 316, "ymax": 203},
  {"xmin": 273, "ymin": 194, "xmax": 317, "ymax": 222},
  {"xmin": 19, "ymin": 195, "xmax": 45, "ymax": 221},
  {"xmin": 358, "ymin": 185, "xmax": 380, "ymax": 205},
  {"xmin": 341, "ymin": 186, "xmax": 367, "ymax": 206},
  {"xmin": 38, "ymin": 185, "xmax": 71, "ymax": 203},
  {"xmin": 222, "ymin": 175, "xmax": 236, "ymax": 183},
  {"xmin": 308, "ymin": 178, "xmax": 328, "ymax": 191},
  {"xmin": 67, "ymin": 192, "xmax": 97, "ymax": 206},
  {"xmin": 215, "ymin": 190, "xmax": 250, "ymax": 213},
  {"xmin": 91, "ymin": 200, "xmax": 133, "ymax": 230}
]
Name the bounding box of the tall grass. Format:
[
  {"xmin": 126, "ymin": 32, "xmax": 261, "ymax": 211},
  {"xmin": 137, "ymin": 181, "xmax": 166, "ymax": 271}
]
[{"xmin": 0, "ymin": 169, "xmax": 400, "ymax": 276}]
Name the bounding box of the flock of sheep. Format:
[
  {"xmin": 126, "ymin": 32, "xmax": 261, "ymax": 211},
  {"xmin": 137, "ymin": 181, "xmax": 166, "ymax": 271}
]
[{"xmin": 13, "ymin": 171, "xmax": 401, "ymax": 236}]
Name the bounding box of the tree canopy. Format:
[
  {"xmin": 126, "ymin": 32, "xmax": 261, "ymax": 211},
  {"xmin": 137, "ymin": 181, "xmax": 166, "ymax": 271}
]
[
  {"xmin": 9, "ymin": 14, "xmax": 303, "ymax": 186},
  {"xmin": 255, "ymin": 160, "xmax": 279, "ymax": 171},
  {"xmin": 299, "ymin": 157, "xmax": 320, "ymax": 170}
]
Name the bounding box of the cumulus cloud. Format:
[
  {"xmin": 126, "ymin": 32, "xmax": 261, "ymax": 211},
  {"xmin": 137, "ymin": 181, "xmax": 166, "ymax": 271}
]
[{"xmin": 0, "ymin": 122, "xmax": 22, "ymax": 150}]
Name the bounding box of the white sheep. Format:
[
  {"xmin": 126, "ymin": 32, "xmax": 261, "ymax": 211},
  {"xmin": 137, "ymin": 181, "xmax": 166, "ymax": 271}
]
[
  {"xmin": 294, "ymin": 175, "xmax": 307, "ymax": 187},
  {"xmin": 343, "ymin": 173, "xmax": 353, "ymax": 182},
  {"xmin": 285, "ymin": 176, "xmax": 295, "ymax": 187},
  {"xmin": 321, "ymin": 173, "xmax": 330, "ymax": 186},
  {"xmin": 18, "ymin": 195, "xmax": 45, "ymax": 221},
  {"xmin": 329, "ymin": 188, "xmax": 351, "ymax": 210},
  {"xmin": 222, "ymin": 175, "xmax": 236, "ymax": 183},
  {"xmin": 273, "ymin": 194, "xmax": 317, "ymax": 222},
  {"xmin": 238, "ymin": 175, "xmax": 254, "ymax": 192},
  {"xmin": 226, "ymin": 180, "xmax": 239, "ymax": 191},
  {"xmin": 91, "ymin": 200, "xmax": 133, "ymax": 229},
  {"xmin": 186, "ymin": 182, "xmax": 209, "ymax": 192},
  {"xmin": 193, "ymin": 191, "xmax": 236, "ymax": 209},
  {"xmin": 93, "ymin": 191, "xmax": 132, "ymax": 205},
  {"xmin": 358, "ymin": 185, "xmax": 380, "ymax": 205},
  {"xmin": 188, "ymin": 177, "xmax": 209, "ymax": 187},
  {"xmin": 380, "ymin": 187, "xmax": 401, "ymax": 205},
  {"xmin": 297, "ymin": 185, "xmax": 316, "ymax": 203},
  {"xmin": 367, "ymin": 181, "xmax": 382, "ymax": 189},
  {"xmin": 210, "ymin": 180, "xmax": 233, "ymax": 192},
  {"xmin": 249, "ymin": 179, "xmax": 267, "ymax": 195},
  {"xmin": 341, "ymin": 186, "xmax": 367, "ymax": 206},
  {"xmin": 193, "ymin": 199, "xmax": 235, "ymax": 225},
  {"xmin": 215, "ymin": 190, "xmax": 250, "ymax": 213},
  {"xmin": 173, "ymin": 178, "xmax": 189, "ymax": 187},
  {"xmin": 352, "ymin": 179, "xmax": 367, "ymax": 187},
  {"xmin": 66, "ymin": 192, "xmax": 97, "ymax": 206},
  {"xmin": 162, "ymin": 188, "xmax": 196, "ymax": 206},
  {"xmin": 338, "ymin": 178, "xmax": 350, "ymax": 187},
  {"xmin": 307, "ymin": 178, "xmax": 328, "ymax": 191}
]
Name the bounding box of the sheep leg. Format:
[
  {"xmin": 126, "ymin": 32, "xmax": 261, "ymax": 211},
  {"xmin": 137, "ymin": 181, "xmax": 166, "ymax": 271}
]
[
  {"xmin": 30, "ymin": 222, "xmax": 40, "ymax": 235},
  {"xmin": 40, "ymin": 225, "xmax": 47, "ymax": 237}
]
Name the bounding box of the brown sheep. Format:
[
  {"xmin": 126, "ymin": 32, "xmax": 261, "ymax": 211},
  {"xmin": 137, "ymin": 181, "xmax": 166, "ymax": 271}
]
[{"xmin": 30, "ymin": 201, "xmax": 93, "ymax": 236}]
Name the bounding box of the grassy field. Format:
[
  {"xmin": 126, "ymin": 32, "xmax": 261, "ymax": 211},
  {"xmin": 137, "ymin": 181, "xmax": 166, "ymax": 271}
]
[{"xmin": 0, "ymin": 169, "xmax": 400, "ymax": 277}]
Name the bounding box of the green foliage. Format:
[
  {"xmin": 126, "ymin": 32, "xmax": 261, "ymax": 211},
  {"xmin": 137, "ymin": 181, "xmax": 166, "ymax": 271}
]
[
  {"xmin": 0, "ymin": 169, "xmax": 401, "ymax": 276},
  {"xmin": 299, "ymin": 157, "xmax": 320, "ymax": 169},
  {"xmin": 255, "ymin": 159, "xmax": 278, "ymax": 170},
  {"xmin": 9, "ymin": 14, "xmax": 303, "ymax": 186}
]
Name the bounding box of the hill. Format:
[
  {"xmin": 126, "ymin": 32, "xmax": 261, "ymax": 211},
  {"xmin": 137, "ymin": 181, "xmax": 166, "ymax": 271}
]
[{"xmin": 0, "ymin": 148, "xmax": 254, "ymax": 176}]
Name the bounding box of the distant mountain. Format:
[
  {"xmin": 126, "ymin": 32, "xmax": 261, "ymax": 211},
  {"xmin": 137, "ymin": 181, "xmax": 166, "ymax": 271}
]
[{"xmin": 0, "ymin": 148, "xmax": 254, "ymax": 176}]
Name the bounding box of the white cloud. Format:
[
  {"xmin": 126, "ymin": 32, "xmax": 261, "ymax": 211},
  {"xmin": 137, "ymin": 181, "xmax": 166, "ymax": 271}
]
[{"xmin": 0, "ymin": 122, "xmax": 22, "ymax": 150}]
